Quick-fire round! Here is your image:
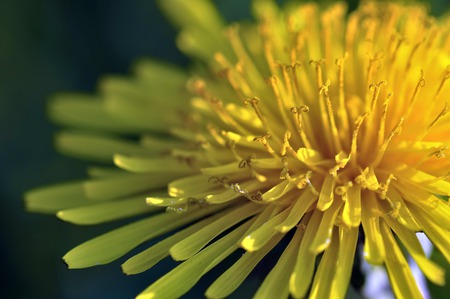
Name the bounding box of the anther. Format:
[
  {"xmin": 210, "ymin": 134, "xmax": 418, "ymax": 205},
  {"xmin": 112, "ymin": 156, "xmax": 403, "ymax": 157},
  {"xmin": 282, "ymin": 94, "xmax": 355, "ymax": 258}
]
[
  {"xmin": 239, "ymin": 154, "xmax": 256, "ymax": 168},
  {"xmin": 244, "ymin": 97, "xmax": 267, "ymax": 128}
]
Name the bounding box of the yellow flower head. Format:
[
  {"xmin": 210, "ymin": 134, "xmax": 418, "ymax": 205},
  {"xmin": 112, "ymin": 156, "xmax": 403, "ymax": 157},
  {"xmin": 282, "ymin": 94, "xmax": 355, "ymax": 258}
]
[{"xmin": 26, "ymin": 0, "xmax": 450, "ymax": 298}]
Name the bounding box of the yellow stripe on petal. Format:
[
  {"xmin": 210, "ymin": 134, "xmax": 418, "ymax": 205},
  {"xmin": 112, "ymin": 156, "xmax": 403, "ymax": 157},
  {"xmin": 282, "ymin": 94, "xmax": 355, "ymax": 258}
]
[
  {"xmin": 63, "ymin": 204, "xmax": 226, "ymax": 269},
  {"xmin": 170, "ymin": 202, "xmax": 262, "ymax": 260},
  {"xmin": 361, "ymin": 191, "xmax": 385, "ymax": 264},
  {"xmin": 261, "ymin": 179, "xmax": 295, "ymax": 202},
  {"xmin": 254, "ymin": 223, "xmax": 306, "ymax": 299},
  {"xmin": 380, "ymin": 221, "xmax": 423, "ymax": 299},
  {"xmin": 297, "ymin": 147, "xmax": 333, "ymax": 166},
  {"xmin": 206, "ymin": 234, "xmax": 284, "ymax": 299},
  {"xmin": 136, "ymin": 220, "xmax": 253, "ymax": 299},
  {"xmin": 114, "ymin": 155, "xmax": 194, "ymax": 175},
  {"xmin": 57, "ymin": 196, "xmax": 160, "ymax": 225}
]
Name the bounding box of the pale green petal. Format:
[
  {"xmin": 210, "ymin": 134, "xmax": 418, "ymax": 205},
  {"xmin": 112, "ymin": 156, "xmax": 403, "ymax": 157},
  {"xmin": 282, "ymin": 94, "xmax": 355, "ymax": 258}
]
[
  {"xmin": 139, "ymin": 134, "xmax": 185, "ymax": 153},
  {"xmin": 63, "ymin": 204, "xmax": 226, "ymax": 268},
  {"xmin": 84, "ymin": 173, "xmax": 182, "ymax": 201},
  {"xmin": 254, "ymin": 224, "xmax": 305, "ymax": 299},
  {"xmin": 121, "ymin": 209, "xmax": 227, "ymax": 275},
  {"xmin": 57, "ymin": 196, "xmax": 160, "ymax": 225},
  {"xmin": 56, "ymin": 131, "xmax": 151, "ymax": 163},
  {"xmin": 380, "ymin": 220, "xmax": 423, "ymax": 299},
  {"xmin": 136, "ymin": 220, "xmax": 253, "ymax": 299},
  {"xmin": 205, "ymin": 234, "xmax": 284, "ymax": 298},
  {"xmin": 157, "ymin": 0, "xmax": 224, "ymax": 35},
  {"xmin": 25, "ymin": 181, "xmax": 93, "ymax": 213},
  {"xmin": 132, "ymin": 59, "xmax": 188, "ymax": 88},
  {"xmin": 170, "ymin": 202, "xmax": 262, "ymax": 260},
  {"xmin": 49, "ymin": 93, "xmax": 134, "ymax": 133},
  {"xmin": 86, "ymin": 167, "xmax": 125, "ymax": 178}
]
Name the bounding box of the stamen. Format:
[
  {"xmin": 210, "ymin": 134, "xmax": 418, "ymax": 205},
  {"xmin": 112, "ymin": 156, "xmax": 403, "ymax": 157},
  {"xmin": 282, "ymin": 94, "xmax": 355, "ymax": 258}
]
[
  {"xmin": 208, "ymin": 176, "xmax": 230, "ymax": 186},
  {"xmin": 266, "ymin": 75, "xmax": 295, "ymax": 131},
  {"xmin": 376, "ymin": 92, "xmax": 393, "ymax": 149},
  {"xmin": 427, "ymin": 101, "xmax": 448, "ymax": 131},
  {"xmin": 372, "ymin": 116, "xmax": 405, "ymax": 167},
  {"xmin": 296, "ymin": 171, "xmax": 319, "ymax": 196},
  {"xmin": 433, "ymin": 66, "xmax": 450, "ymax": 103},
  {"xmin": 244, "ymin": 97, "xmax": 268, "ymax": 129},
  {"xmin": 291, "ymin": 106, "xmax": 313, "ymax": 148},
  {"xmin": 254, "ymin": 133, "xmax": 278, "ymax": 158},
  {"xmin": 319, "ymin": 80, "xmax": 342, "ymax": 152},
  {"xmin": 335, "ymin": 54, "xmax": 350, "ymax": 138},
  {"xmin": 285, "ymin": 63, "xmax": 302, "ymax": 99},
  {"xmin": 378, "ymin": 174, "xmax": 396, "ymax": 199},
  {"xmin": 350, "ymin": 112, "xmax": 368, "ymax": 166},
  {"xmin": 281, "ymin": 130, "xmax": 298, "ymax": 157},
  {"xmin": 238, "ymin": 154, "xmax": 267, "ymax": 182}
]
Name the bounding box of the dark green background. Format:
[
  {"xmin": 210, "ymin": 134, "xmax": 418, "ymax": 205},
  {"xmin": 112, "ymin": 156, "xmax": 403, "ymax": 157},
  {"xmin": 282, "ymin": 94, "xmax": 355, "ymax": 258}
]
[{"xmin": 1, "ymin": 1, "xmax": 449, "ymax": 298}]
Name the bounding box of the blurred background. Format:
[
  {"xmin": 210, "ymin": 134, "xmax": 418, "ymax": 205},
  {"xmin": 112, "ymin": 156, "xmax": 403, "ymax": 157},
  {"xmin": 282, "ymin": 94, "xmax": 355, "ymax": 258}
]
[{"xmin": 1, "ymin": 0, "xmax": 449, "ymax": 298}]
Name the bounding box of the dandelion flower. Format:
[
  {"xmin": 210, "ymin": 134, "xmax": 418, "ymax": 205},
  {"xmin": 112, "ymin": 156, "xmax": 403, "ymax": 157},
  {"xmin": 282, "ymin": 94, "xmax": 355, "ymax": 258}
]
[{"xmin": 26, "ymin": 0, "xmax": 450, "ymax": 298}]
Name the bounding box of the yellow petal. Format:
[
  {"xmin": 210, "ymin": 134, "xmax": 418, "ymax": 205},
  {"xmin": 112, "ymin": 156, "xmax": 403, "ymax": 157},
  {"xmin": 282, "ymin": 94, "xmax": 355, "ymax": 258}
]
[
  {"xmin": 254, "ymin": 225, "xmax": 305, "ymax": 299},
  {"xmin": 63, "ymin": 204, "xmax": 224, "ymax": 268},
  {"xmin": 206, "ymin": 234, "xmax": 284, "ymax": 298},
  {"xmin": 136, "ymin": 220, "xmax": 253, "ymax": 299},
  {"xmin": 395, "ymin": 165, "xmax": 450, "ymax": 196},
  {"xmin": 170, "ymin": 202, "xmax": 261, "ymax": 260},
  {"xmin": 275, "ymin": 188, "xmax": 317, "ymax": 233},
  {"xmin": 330, "ymin": 226, "xmax": 359, "ymax": 299},
  {"xmin": 361, "ymin": 192, "xmax": 385, "ymax": 264},
  {"xmin": 380, "ymin": 221, "xmax": 423, "ymax": 299},
  {"xmin": 290, "ymin": 210, "xmax": 321, "ymax": 298},
  {"xmin": 241, "ymin": 206, "xmax": 291, "ymax": 252},
  {"xmin": 121, "ymin": 208, "xmax": 227, "ymax": 275},
  {"xmin": 342, "ymin": 183, "xmax": 361, "ymax": 227},
  {"xmin": 309, "ymin": 228, "xmax": 339, "ymax": 298},
  {"xmin": 57, "ymin": 196, "xmax": 159, "ymax": 225},
  {"xmin": 382, "ymin": 209, "xmax": 445, "ymax": 285}
]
